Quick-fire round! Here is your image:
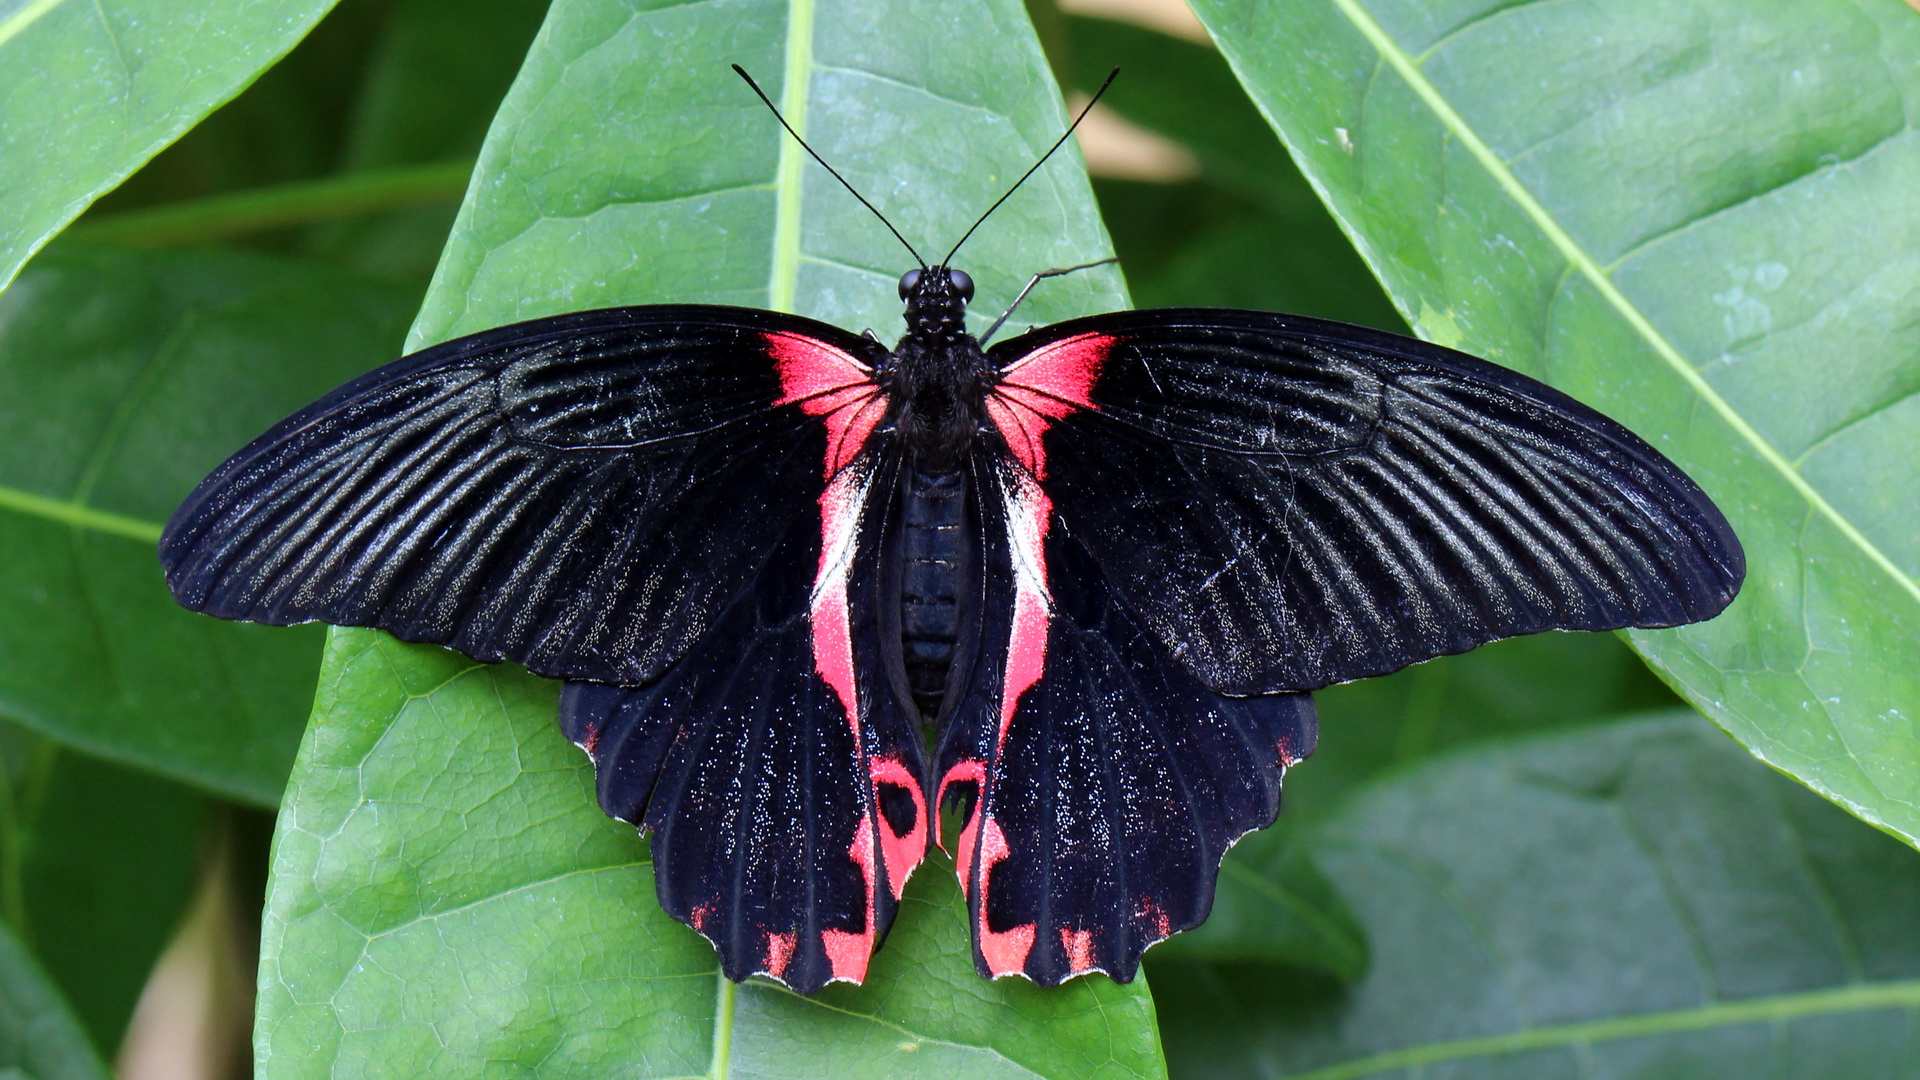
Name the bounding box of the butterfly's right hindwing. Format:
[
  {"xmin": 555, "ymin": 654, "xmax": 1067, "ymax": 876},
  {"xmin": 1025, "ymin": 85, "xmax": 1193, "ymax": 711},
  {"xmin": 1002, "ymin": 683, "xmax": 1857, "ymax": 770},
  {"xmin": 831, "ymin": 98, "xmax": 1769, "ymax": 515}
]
[
  {"xmin": 160, "ymin": 306, "xmax": 884, "ymax": 687},
  {"xmin": 558, "ymin": 448, "xmax": 930, "ymax": 994}
]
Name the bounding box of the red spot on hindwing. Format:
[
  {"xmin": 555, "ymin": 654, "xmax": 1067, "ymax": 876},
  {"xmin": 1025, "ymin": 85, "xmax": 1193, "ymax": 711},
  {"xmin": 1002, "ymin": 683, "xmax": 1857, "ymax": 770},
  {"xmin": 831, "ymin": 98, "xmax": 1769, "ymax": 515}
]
[
  {"xmin": 870, "ymin": 757, "xmax": 927, "ymax": 901},
  {"xmin": 824, "ymin": 815, "xmax": 878, "ymax": 984},
  {"xmin": 1060, "ymin": 928, "xmax": 1096, "ymax": 974},
  {"xmin": 974, "ymin": 816, "xmax": 1036, "ymax": 976},
  {"xmin": 767, "ymin": 329, "xmax": 886, "ymax": 475},
  {"xmin": 764, "ymin": 932, "xmax": 797, "ymax": 979},
  {"xmin": 988, "ymin": 331, "xmax": 1117, "ymax": 477}
]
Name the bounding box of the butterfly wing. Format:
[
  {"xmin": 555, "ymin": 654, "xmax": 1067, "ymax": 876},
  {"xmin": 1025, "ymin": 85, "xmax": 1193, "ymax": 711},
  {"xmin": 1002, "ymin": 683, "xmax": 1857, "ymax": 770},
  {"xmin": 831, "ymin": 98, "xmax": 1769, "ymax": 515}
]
[
  {"xmin": 933, "ymin": 447, "xmax": 1316, "ymax": 985},
  {"xmin": 161, "ymin": 305, "xmax": 890, "ymax": 687},
  {"xmin": 559, "ymin": 448, "xmax": 930, "ymax": 994},
  {"xmin": 984, "ymin": 308, "xmax": 1745, "ymax": 695},
  {"xmin": 164, "ymin": 305, "xmax": 930, "ymax": 992}
]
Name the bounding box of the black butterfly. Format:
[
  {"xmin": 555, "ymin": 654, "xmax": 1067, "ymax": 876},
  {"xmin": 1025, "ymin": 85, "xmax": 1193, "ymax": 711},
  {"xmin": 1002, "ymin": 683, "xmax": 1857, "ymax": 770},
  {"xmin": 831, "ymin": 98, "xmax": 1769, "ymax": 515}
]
[{"xmin": 159, "ymin": 71, "xmax": 1742, "ymax": 995}]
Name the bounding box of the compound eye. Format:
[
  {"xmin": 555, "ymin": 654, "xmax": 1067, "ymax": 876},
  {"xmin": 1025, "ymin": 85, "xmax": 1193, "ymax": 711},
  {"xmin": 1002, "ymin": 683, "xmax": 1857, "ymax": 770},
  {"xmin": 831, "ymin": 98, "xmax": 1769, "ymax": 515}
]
[
  {"xmin": 898, "ymin": 269, "xmax": 923, "ymax": 300},
  {"xmin": 949, "ymin": 268, "xmax": 974, "ymax": 301}
]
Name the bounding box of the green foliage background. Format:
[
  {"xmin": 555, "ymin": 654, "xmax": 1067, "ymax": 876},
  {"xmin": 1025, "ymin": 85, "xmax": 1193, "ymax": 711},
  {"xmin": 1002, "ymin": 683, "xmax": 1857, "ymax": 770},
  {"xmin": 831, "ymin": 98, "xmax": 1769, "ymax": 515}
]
[{"xmin": 0, "ymin": 0, "xmax": 1916, "ymax": 1076}]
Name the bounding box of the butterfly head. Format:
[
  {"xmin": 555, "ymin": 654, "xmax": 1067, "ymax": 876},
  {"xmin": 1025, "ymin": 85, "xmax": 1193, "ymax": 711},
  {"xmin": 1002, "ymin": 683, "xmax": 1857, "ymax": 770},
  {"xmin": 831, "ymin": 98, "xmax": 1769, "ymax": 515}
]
[{"xmin": 899, "ymin": 265, "xmax": 975, "ymax": 344}]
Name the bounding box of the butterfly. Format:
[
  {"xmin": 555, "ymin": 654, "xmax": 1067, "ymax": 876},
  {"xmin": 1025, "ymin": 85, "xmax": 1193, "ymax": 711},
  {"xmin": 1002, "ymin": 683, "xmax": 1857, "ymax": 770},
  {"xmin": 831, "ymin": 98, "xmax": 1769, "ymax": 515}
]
[{"xmin": 158, "ymin": 69, "xmax": 1743, "ymax": 995}]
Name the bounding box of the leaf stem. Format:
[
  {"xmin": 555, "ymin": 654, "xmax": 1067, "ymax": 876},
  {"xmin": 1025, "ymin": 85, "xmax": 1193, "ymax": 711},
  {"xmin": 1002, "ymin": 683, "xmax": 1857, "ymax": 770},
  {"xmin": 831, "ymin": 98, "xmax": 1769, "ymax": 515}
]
[
  {"xmin": 65, "ymin": 160, "xmax": 475, "ymax": 247},
  {"xmin": 708, "ymin": 973, "xmax": 735, "ymax": 1079}
]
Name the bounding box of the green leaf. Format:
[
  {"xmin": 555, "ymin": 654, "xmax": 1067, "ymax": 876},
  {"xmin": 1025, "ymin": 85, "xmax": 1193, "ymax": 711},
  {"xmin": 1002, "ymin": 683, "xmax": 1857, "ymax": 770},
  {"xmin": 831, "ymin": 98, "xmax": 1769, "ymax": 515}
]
[
  {"xmin": 0, "ymin": 0, "xmax": 343, "ymax": 295},
  {"xmin": 257, "ymin": 0, "xmax": 1159, "ymax": 1074},
  {"xmin": 1154, "ymin": 712, "xmax": 1920, "ymax": 1078},
  {"xmin": 1064, "ymin": 15, "xmax": 1402, "ymax": 329},
  {"xmin": 1190, "ymin": 0, "xmax": 1920, "ymax": 842},
  {"xmin": 0, "ymin": 918, "xmax": 108, "ymax": 1080},
  {"xmin": 0, "ymin": 723, "xmax": 205, "ymax": 1056},
  {"xmin": 0, "ymin": 246, "xmax": 412, "ymax": 803},
  {"xmin": 1163, "ymin": 632, "xmax": 1676, "ymax": 978},
  {"xmin": 341, "ymin": 0, "xmax": 551, "ymax": 170}
]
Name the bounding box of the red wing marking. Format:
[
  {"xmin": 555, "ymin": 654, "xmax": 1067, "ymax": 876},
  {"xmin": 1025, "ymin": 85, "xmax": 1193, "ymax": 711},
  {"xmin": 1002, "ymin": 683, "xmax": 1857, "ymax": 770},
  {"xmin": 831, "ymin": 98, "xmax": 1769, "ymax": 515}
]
[
  {"xmin": 938, "ymin": 760, "xmax": 987, "ymax": 894},
  {"xmin": 807, "ymin": 463, "xmax": 883, "ymax": 985},
  {"xmin": 824, "ymin": 815, "xmax": 878, "ymax": 983},
  {"xmin": 949, "ymin": 468, "xmax": 1061, "ymax": 979},
  {"xmin": 975, "ymin": 816, "xmax": 1036, "ymax": 976},
  {"xmin": 1060, "ymin": 928, "xmax": 1095, "ymax": 974},
  {"xmin": 870, "ymin": 757, "xmax": 927, "ymax": 902},
  {"xmin": 808, "ymin": 468, "xmax": 866, "ymax": 717},
  {"xmin": 999, "ymin": 473, "xmax": 1052, "ymax": 743},
  {"xmin": 767, "ymin": 330, "xmax": 886, "ymax": 476},
  {"xmin": 1139, "ymin": 900, "xmax": 1172, "ymax": 939},
  {"xmin": 988, "ymin": 332, "xmax": 1118, "ymax": 478},
  {"xmin": 764, "ymin": 932, "xmax": 797, "ymax": 980}
]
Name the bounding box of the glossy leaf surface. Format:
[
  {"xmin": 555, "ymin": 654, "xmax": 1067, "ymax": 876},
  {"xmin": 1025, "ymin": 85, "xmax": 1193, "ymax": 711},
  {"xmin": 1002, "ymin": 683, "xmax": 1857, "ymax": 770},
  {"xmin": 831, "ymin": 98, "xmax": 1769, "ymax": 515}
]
[
  {"xmin": 0, "ymin": 246, "xmax": 412, "ymax": 803},
  {"xmin": 0, "ymin": 0, "xmax": 341, "ymax": 295},
  {"xmin": 1156, "ymin": 713, "xmax": 1920, "ymax": 1078},
  {"xmin": 1193, "ymin": 0, "xmax": 1920, "ymax": 842},
  {"xmin": 255, "ymin": 0, "xmax": 1162, "ymax": 1073}
]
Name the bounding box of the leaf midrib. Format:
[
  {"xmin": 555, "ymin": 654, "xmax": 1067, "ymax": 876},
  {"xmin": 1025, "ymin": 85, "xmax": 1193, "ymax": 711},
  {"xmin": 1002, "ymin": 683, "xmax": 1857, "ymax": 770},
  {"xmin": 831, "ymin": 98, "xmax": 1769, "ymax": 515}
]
[
  {"xmin": 1322, "ymin": 0, "xmax": 1920, "ymax": 606},
  {"xmin": 1283, "ymin": 979, "xmax": 1920, "ymax": 1080},
  {"xmin": 0, "ymin": 485, "xmax": 161, "ymax": 543},
  {"xmin": 765, "ymin": 0, "xmax": 817, "ymax": 314}
]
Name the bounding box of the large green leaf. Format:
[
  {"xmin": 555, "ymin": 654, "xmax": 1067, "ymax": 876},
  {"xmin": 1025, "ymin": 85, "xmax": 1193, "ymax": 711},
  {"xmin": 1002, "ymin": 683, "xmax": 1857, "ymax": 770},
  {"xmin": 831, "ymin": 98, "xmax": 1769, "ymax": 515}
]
[
  {"xmin": 256, "ymin": 0, "xmax": 1160, "ymax": 1074},
  {"xmin": 0, "ymin": 246, "xmax": 412, "ymax": 803},
  {"xmin": 0, "ymin": 919, "xmax": 108, "ymax": 1080},
  {"xmin": 1191, "ymin": 0, "xmax": 1920, "ymax": 841},
  {"xmin": 1162, "ymin": 631, "xmax": 1677, "ymax": 977},
  {"xmin": 0, "ymin": 723, "xmax": 204, "ymax": 1056},
  {"xmin": 0, "ymin": 0, "xmax": 343, "ymax": 295},
  {"xmin": 1154, "ymin": 712, "xmax": 1920, "ymax": 1078}
]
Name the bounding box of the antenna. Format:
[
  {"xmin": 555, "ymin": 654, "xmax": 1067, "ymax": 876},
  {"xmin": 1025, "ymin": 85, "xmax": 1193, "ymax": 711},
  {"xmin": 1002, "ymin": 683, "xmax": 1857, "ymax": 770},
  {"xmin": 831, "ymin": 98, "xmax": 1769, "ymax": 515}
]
[
  {"xmin": 942, "ymin": 67, "xmax": 1120, "ymax": 267},
  {"xmin": 733, "ymin": 65, "xmax": 926, "ymax": 268}
]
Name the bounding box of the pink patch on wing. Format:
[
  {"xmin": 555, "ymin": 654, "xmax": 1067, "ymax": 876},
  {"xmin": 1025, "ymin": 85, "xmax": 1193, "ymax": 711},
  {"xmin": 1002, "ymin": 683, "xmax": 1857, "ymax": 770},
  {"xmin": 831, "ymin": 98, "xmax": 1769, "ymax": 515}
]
[
  {"xmin": 974, "ymin": 817, "xmax": 1036, "ymax": 976},
  {"xmin": 804, "ymin": 463, "xmax": 885, "ymax": 985},
  {"xmin": 809, "ymin": 468, "xmax": 867, "ymax": 717},
  {"xmin": 1060, "ymin": 928, "xmax": 1096, "ymax": 973},
  {"xmin": 764, "ymin": 932, "xmax": 797, "ymax": 979},
  {"xmin": 1138, "ymin": 899, "xmax": 1172, "ymax": 940},
  {"xmin": 767, "ymin": 329, "xmax": 887, "ymax": 475},
  {"xmin": 938, "ymin": 760, "xmax": 988, "ymax": 893},
  {"xmin": 823, "ymin": 815, "xmax": 878, "ymax": 984},
  {"xmin": 998, "ymin": 473, "xmax": 1053, "ymax": 746},
  {"xmin": 870, "ymin": 757, "xmax": 927, "ymax": 901},
  {"xmin": 988, "ymin": 331, "xmax": 1117, "ymax": 478}
]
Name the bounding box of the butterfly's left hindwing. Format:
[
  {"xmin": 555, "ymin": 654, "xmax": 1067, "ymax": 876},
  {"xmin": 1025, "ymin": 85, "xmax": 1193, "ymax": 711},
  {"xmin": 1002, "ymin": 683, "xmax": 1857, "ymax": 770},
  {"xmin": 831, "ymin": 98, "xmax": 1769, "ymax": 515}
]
[{"xmin": 933, "ymin": 446, "xmax": 1316, "ymax": 986}]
